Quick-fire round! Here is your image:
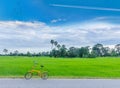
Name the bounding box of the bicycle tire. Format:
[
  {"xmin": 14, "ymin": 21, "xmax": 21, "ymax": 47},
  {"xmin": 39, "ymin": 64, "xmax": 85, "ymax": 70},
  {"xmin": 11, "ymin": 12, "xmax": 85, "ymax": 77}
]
[
  {"xmin": 41, "ymin": 72, "xmax": 48, "ymax": 80},
  {"xmin": 24, "ymin": 72, "xmax": 33, "ymax": 80}
]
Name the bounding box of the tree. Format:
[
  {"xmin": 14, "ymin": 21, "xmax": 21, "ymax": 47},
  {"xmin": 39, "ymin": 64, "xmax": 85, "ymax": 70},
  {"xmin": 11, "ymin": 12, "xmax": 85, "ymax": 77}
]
[
  {"xmin": 14, "ymin": 50, "xmax": 19, "ymax": 56},
  {"xmin": 50, "ymin": 40, "xmax": 54, "ymax": 49},
  {"xmin": 79, "ymin": 46, "xmax": 90, "ymax": 58},
  {"xmin": 50, "ymin": 40, "xmax": 61, "ymax": 57},
  {"xmin": 102, "ymin": 47, "xmax": 111, "ymax": 56},
  {"xmin": 57, "ymin": 44, "xmax": 61, "ymax": 49},
  {"xmin": 54, "ymin": 41, "xmax": 58, "ymax": 50},
  {"xmin": 88, "ymin": 51, "xmax": 96, "ymax": 58},
  {"xmin": 9, "ymin": 52, "xmax": 13, "ymax": 56},
  {"xmin": 54, "ymin": 41, "xmax": 58, "ymax": 46},
  {"xmin": 41, "ymin": 52, "xmax": 49, "ymax": 56},
  {"xmin": 110, "ymin": 48, "xmax": 117, "ymax": 56},
  {"xmin": 50, "ymin": 49, "xmax": 58, "ymax": 57},
  {"xmin": 115, "ymin": 44, "xmax": 120, "ymax": 56},
  {"xmin": 59, "ymin": 45, "xmax": 67, "ymax": 57},
  {"xmin": 3, "ymin": 49, "xmax": 8, "ymax": 55},
  {"xmin": 68, "ymin": 47, "xmax": 79, "ymax": 57},
  {"xmin": 92, "ymin": 44, "xmax": 104, "ymax": 57},
  {"xmin": 27, "ymin": 51, "xmax": 32, "ymax": 57}
]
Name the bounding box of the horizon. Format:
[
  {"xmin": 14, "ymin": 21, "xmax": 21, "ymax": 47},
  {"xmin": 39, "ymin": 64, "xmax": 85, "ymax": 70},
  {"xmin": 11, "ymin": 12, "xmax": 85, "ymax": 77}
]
[{"xmin": 0, "ymin": 44, "xmax": 116, "ymax": 54}]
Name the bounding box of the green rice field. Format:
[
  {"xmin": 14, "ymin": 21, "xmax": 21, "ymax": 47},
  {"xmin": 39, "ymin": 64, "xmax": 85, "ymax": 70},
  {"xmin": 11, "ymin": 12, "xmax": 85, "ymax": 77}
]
[{"xmin": 0, "ymin": 56, "xmax": 120, "ymax": 78}]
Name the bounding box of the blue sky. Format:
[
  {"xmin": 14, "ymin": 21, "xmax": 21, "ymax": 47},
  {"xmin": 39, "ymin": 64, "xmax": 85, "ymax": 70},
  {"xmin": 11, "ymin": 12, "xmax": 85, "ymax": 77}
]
[
  {"xmin": 1, "ymin": 0, "xmax": 120, "ymax": 23},
  {"xmin": 0, "ymin": 0, "xmax": 120, "ymax": 53}
]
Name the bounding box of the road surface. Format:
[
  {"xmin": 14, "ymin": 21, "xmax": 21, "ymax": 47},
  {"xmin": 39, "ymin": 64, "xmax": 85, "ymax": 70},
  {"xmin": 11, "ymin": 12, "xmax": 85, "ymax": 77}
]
[{"xmin": 0, "ymin": 79, "xmax": 120, "ymax": 88}]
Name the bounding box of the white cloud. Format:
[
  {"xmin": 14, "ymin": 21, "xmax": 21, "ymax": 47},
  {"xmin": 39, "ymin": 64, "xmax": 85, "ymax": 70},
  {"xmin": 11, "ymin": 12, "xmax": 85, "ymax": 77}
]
[
  {"xmin": 0, "ymin": 20, "xmax": 120, "ymax": 53},
  {"xmin": 92, "ymin": 16, "xmax": 120, "ymax": 23},
  {"xmin": 51, "ymin": 18, "xmax": 66, "ymax": 23}
]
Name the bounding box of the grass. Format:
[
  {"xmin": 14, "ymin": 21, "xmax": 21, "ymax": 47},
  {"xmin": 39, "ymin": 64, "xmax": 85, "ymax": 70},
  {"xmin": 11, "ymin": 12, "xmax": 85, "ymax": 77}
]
[{"xmin": 0, "ymin": 56, "xmax": 120, "ymax": 78}]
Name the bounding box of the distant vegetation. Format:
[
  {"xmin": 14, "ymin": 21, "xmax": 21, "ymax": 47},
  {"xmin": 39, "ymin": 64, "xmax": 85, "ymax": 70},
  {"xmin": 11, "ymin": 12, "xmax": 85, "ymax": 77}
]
[
  {"xmin": 1, "ymin": 40, "xmax": 120, "ymax": 58},
  {"xmin": 49, "ymin": 40, "xmax": 120, "ymax": 58}
]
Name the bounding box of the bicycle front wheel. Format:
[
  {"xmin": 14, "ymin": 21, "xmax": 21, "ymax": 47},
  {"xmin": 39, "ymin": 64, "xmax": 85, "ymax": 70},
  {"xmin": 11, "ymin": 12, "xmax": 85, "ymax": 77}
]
[
  {"xmin": 24, "ymin": 72, "xmax": 33, "ymax": 80},
  {"xmin": 41, "ymin": 72, "xmax": 48, "ymax": 80}
]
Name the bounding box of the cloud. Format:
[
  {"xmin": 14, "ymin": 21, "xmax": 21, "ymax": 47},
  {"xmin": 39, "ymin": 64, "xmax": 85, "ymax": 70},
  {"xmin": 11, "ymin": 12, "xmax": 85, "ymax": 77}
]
[
  {"xmin": 0, "ymin": 20, "xmax": 120, "ymax": 53},
  {"xmin": 51, "ymin": 4, "xmax": 120, "ymax": 12},
  {"xmin": 92, "ymin": 16, "xmax": 120, "ymax": 24},
  {"xmin": 51, "ymin": 18, "xmax": 66, "ymax": 23}
]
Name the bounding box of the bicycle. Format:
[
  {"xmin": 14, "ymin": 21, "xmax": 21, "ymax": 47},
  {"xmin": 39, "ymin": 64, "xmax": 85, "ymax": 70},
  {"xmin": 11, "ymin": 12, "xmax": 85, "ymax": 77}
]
[{"xmin": 24, "ymin": 62, "xmax": 48, "ymax": 80}]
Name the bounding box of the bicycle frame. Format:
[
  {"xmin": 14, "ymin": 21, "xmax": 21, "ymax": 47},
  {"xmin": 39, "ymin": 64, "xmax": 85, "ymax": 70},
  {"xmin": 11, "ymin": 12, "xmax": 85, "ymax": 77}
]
[
  {"xmin": 24, "ymin": 63, "xmax": 48, "ymax": 80},
  {"xmin": 28, "ymin": 70, "xmax": 41, "ymax": 76}
]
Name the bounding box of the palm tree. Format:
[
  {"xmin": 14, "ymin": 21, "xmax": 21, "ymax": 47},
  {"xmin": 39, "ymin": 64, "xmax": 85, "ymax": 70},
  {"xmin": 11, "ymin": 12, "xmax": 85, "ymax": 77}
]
[
  {"xmin": 57, "ymin": 44, "xmax": 61, "ymax": 49},
  {"xmin": 50, "ymin": 40, "xmax": 54, "ymax": 49},
  {"xmin": 54, "ymin": 41, "xmax": 58, "ymax": 48}
]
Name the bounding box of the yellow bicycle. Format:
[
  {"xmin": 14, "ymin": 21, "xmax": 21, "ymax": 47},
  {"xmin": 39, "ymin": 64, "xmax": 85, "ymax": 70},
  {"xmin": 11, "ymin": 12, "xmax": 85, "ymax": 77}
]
[{"xmin": 24, "ymin": 62, "xmax": 48, "ymax": 80}]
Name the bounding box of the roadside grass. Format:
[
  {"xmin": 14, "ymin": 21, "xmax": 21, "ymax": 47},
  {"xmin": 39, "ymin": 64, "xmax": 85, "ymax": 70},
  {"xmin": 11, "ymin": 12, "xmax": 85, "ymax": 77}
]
[{"xmin": 0, "ymin": 56, "xmax": 120, "ymax": 78}]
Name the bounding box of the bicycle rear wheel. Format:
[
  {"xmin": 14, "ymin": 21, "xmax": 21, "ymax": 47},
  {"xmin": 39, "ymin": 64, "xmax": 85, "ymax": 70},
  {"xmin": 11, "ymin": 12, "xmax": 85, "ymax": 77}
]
[
  {"xmin": 41, "ymin": 72, "xmax": 48, "ymax": 80},
  {"xmin": 24, "ymin": 72, "xmax": 33, "ymax": 80}
]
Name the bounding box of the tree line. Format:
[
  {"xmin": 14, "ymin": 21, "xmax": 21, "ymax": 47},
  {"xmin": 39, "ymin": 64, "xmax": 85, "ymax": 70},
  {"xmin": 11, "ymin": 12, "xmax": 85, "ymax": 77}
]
[
  {"xmin": 2, "ymin": 49, "xmax": 49, "ymax": 57},
  {"xmin": 50, "ymin": 40, "xmax": 120, "ymax": 58},
  {"xmin": 1, "ymin": 40, "xmax": 120, "ymax": 58}
]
